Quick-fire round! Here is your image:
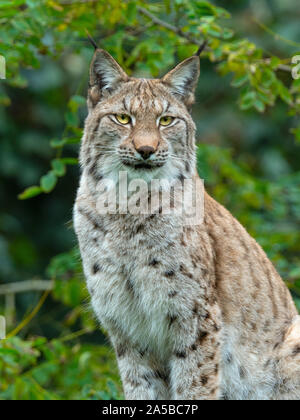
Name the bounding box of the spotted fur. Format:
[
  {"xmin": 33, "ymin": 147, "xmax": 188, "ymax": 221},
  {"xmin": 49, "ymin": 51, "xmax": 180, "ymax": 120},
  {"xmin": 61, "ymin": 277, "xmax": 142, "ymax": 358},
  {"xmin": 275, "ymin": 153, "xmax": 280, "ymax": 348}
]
[{"xmin": 74, "ymin": 49, "xmax": 300, "ymax": 400}]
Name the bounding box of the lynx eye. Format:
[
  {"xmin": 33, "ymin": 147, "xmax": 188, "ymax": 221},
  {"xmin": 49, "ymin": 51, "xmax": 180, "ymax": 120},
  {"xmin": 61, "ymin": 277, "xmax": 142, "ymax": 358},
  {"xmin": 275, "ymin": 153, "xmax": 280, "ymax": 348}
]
[
  {"xmin": 159, "ymin": 116, "xmax": 174, "ymax": 127},
  {"xmin": 116, "ymin": 114, "xmax": 131, "ymax": 125}
]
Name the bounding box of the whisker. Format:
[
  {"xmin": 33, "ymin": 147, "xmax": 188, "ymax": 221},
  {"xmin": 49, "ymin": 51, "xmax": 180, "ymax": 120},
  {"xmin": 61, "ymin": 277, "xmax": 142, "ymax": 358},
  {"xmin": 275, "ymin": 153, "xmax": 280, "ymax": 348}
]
[
  {"xmin": 94, "ymin": 147, "xmax": 116, "ymax": 151},
  {"xmin": 170, "ymin": 155, "xmax": 185, "ymax": 162},
  {"xmin": 91, "ymin": 152, "xmax": 117, "ymax": 157},
  {"xmin": 170, "ymin": 153, "xmax": 184, "ymax": 158},
  {"xmin": 94, "ymin": 144, "xmax": 115, "ymax": 147}
]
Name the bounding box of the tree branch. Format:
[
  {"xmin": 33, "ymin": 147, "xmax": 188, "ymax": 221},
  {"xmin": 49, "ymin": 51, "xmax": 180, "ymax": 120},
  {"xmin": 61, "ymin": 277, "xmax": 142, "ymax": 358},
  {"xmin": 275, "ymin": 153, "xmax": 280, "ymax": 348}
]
[
  {"xmin": 262, "ymin": 58, "xmax": 292, "ymax": 73},
  {"xmin": 137, "ymin": 6, "xmax": 206, "ymax": 47},
  {"xmin": 0, "ymin": 280, "xmax": 53, "ymax": 295}
]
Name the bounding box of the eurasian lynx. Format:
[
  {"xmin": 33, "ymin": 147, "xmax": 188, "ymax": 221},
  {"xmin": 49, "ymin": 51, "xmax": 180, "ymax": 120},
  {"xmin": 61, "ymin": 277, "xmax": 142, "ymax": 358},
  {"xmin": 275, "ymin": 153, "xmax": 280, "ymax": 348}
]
[{"xmin": 74, "ymin": 48, "xmax": 300, "ymax": 400}]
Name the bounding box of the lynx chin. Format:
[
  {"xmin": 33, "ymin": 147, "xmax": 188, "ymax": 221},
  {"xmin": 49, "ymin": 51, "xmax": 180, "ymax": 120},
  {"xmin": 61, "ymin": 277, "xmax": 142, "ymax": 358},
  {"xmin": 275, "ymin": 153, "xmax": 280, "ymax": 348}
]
[{"xmin": 74, "ymin": 47, "xmax": 300, "ymax": 400}]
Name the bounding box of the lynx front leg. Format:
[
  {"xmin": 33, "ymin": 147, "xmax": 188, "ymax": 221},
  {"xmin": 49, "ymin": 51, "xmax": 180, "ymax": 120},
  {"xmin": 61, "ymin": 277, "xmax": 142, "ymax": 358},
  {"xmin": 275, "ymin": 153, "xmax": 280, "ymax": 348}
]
[
  {"xmin": 111, "ymin": 336, "xmax": 171, "ymax": 400},
  {"xmin": 169, "ymin": 304, "xmax": 222, "ymax": 400}
]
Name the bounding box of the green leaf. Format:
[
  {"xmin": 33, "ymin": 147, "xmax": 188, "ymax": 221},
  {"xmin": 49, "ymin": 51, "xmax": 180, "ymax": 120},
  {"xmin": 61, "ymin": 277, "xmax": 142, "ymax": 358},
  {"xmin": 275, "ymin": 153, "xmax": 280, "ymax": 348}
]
[
  {"xmin": 50, "ymin": 138, "xmax": 66, "ymax": 148},
  {"xmin": 25, "ymin": 0, "xmax": 38, "ymax": 8},
  {"xmin": 193, "ymin": 1, "xmax": 216, "ymax": 17},
  {"xmin": 60, "ymin": 158, "xmax": 79, "ymax": 165},
  {"xmin": 65, "ymin": 111, "xmax": 79, "ymax": 128},
  {"xmin": 257, "ymin": 90, "xmax": 275, "ymax": 106},
  {"xmin": 291, "ymin": 127, "xmax": 300, "ymax": 143},
  {"xmin": 68, "ymin": 95, "xmax": 86, "ymax": 113},
  {"xmin": 261, "ymin": 69, "xmax": 276, "ymax": 88},
  {"xmin": 65, "ymin": 137, "xmax": 81, "ymax": 145},
  {"xmin": 269, "ymin": 57, "xmax": 281, "ymax": 69},
  {"xmin": 254, "ymin": 99, "xmax": 265, "ymax": 113},
  {"xmin": 51, "ymin": 159, "xmax": 66, "ymax": 177},
  {"xmin": 127, "ymin": 1, "xmax": 137, "ymax": 24},
  {"xmin": 40, "ymin": 172, "xmax": 57, "ymax": 193},
  {"xmin": 207, "ymin": 28, "xmax": 222, "ymax": 38},
  {"xmin": 231, "ymin": 74, "xmax": 249, "ymax": 88},
  {"xmin": 50, "ymin": 137, "xmax": 80, "ymax": 148},
  {"xmin": 215, "ymin": 6, "xmax": 231, "ymax": 18},
  {"xmin": 18, "ymin": 186, "xmax": 43, "ymax": 200},
  {"xmin": 240, "ymin": 91, "xmax": 256, "ymax": 110},
  {"xmin": 276, "ymin": 81, "xmax": 293, "ymax": 105},
  {"xmin": 0, "ymin": 0, "xmax": 25, "ymax": 8},
  {"xmin": 222, "ymin": 28, "xmax": 234, "ymax": 40}
]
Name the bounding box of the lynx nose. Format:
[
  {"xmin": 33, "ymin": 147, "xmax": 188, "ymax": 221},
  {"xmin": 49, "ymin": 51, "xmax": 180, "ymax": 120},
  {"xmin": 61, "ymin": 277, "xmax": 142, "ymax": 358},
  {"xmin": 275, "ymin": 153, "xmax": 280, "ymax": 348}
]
[{"xmin": 137, "ymin": 146, "xmax": 155, "ymax": 160}]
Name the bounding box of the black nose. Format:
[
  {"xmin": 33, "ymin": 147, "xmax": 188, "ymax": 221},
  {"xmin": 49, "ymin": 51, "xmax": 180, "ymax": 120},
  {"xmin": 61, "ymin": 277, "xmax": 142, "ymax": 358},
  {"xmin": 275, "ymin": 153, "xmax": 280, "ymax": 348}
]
[{"xmin": 137, "ymin": 146, "xmax": 155, "ymax": 160}]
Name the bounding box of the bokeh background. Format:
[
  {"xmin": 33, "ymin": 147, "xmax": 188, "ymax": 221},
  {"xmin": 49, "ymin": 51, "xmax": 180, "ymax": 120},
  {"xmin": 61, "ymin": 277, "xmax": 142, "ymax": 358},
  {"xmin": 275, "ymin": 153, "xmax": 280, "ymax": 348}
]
[{"xmin": 0, "ymin": 0, "xmax": 299, "ymax": 399}]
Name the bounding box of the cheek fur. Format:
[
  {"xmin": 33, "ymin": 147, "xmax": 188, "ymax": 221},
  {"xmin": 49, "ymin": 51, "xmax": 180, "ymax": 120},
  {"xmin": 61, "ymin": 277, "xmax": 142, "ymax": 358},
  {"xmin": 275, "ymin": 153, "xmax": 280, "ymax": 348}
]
[
  {"xmin": 99, "ymin": 117, "xmax": 131, "ymax": 141},
  {"xmin": 162, "ymin": 123, "xmax": 187, "ymax": 146}
]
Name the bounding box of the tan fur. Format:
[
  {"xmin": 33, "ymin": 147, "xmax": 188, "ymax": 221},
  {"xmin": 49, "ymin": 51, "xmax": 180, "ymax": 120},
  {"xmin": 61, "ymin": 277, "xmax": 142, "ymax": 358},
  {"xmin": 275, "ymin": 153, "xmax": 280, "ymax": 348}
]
[{"xmin": 74, "ymin": 49, "xmax": 300, "ymax": 400}]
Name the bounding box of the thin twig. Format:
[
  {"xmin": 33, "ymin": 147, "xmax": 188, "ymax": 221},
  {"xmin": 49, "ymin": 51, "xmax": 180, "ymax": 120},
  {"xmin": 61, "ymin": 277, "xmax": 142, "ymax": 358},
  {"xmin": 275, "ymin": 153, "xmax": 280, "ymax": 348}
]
[
  {"xmin": 254, "ymin": 18, "xmax": 300, "ymax": 48},
  {"xmin": 7, "ymin": 289, "xmax": 51, "ymax": 338},
  {"xmin": 59, "ymin": 328, "xmax": 93, "ymax": 343}
]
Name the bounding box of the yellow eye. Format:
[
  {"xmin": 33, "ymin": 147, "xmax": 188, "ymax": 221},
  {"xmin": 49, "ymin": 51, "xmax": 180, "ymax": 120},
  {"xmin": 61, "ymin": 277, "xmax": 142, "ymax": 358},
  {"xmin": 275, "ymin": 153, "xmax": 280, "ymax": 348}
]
[
  {"xmin": 160, "ymin": 116, "xmax": 174, "ymax": 126},
  {"xmin": 116, "ymin": 114, "xmax": 131, "ymax": 125}
]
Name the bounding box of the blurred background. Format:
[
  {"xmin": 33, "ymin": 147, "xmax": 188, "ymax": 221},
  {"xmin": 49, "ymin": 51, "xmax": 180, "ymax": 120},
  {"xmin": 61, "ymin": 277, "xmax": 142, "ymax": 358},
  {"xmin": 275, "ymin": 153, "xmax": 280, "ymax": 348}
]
[{"xmin": 0, "ymin": 0, "xmax": 299, "ymax": 399}]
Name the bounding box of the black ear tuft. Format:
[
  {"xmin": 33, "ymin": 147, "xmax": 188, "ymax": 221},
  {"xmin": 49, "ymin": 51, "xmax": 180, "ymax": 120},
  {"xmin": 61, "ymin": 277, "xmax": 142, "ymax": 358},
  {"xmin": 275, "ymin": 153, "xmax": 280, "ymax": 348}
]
[
  {"xmin": 86, "ymin": 32, "xmax": 99, "ymax": 50},
  {"xmin": 195, "ymin": 40, "xmax": 207, "ymax": 57}
]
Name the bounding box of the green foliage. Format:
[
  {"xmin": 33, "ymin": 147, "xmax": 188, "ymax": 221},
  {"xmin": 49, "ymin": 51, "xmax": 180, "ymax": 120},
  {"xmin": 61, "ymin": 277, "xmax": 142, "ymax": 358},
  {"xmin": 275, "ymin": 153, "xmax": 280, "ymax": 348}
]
[
  {"xmin": 0, "ymin": 336, "xmax": 122, "ymax": 400},
  {"xmin": 0, "ymin": 0, "xmax": 299, "ymax": 400},
  {"xmin": 0, "ymin": 0, "xmax": 299, "ymax": 197}
]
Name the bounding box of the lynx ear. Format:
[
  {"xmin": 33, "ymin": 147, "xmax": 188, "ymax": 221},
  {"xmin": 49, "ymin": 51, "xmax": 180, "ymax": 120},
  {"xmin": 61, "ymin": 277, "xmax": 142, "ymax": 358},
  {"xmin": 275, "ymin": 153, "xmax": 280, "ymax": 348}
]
[
  {"xmin": 162, "ymin": 56, "xmax": 200, "ymax": 108},
  {"xmin": 89, "ymin": 49, "xmax": 129, "ymax": 107}
]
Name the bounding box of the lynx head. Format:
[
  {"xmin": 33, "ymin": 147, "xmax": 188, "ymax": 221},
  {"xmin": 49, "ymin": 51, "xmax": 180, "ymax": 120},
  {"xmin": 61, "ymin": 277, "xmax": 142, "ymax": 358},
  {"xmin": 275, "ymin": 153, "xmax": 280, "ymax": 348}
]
[{"xmin": 81, "ymin": 48, "xmax": 200, "ymax": 187}]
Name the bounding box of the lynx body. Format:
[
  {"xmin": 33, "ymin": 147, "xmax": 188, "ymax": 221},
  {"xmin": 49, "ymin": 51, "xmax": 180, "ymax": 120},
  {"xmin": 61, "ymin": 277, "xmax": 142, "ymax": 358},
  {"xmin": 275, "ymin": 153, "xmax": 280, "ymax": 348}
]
[{"xmin": 74, "ymin": 49, "xmax": 300, "ymax": 400}]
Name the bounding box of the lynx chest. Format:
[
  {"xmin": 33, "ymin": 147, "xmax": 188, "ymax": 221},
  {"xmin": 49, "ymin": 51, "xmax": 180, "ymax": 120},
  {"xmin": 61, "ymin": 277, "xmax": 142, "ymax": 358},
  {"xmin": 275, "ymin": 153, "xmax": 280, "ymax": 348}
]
[{"xmin": 74, "ymin": 207, "xmax": 204, "ymax": 356}]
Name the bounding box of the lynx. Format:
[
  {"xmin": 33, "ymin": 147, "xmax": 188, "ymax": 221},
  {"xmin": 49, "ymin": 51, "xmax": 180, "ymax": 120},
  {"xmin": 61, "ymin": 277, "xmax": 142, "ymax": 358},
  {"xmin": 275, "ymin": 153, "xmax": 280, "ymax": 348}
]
[{"xmin": 74, "ymin": 47, "xmax": 300, "ymax": 400}]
